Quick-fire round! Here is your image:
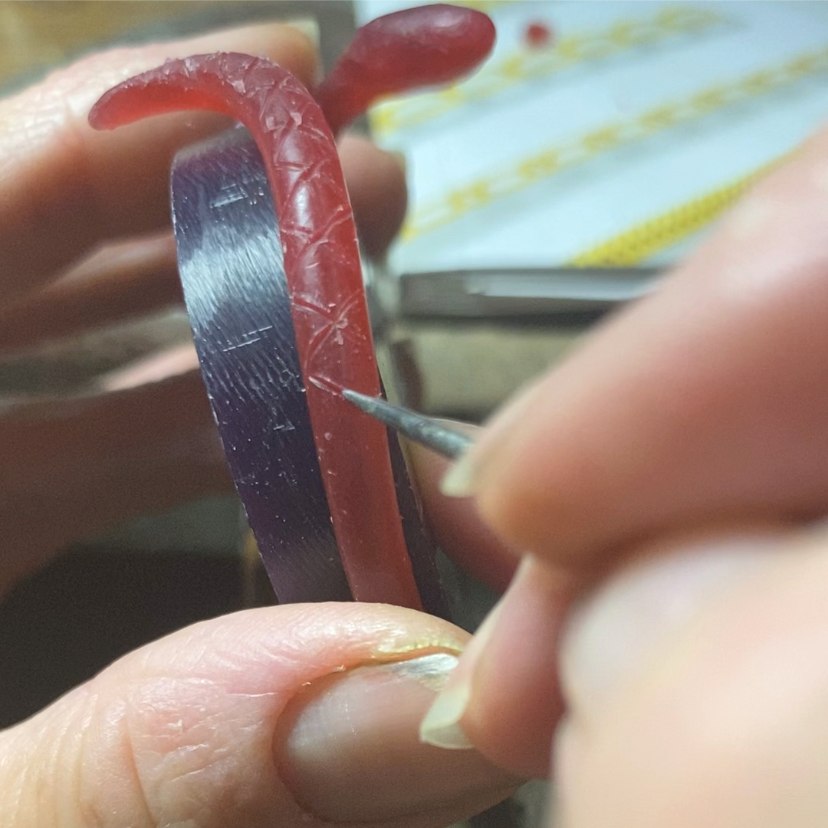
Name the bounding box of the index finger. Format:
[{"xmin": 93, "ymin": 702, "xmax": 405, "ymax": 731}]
[
  {"xmin": 0, "ymin": 21, "xmax": 317, "ymax": 304},
  {"xmin": 449, "ymin": 124, "xmax": 828, "ymax": 568}
]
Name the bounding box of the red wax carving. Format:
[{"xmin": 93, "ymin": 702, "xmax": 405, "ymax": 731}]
[
  {"xmin": 317, "ymin": 3, "xmax": 496, "ymax": 135},
  {"xmin": 524, "ymin": 21, "xmax": 554, "ymax": 49},
  {"xmin": 90, "ymin": 55, "xmax": 423, "ymax": 608},
  {"xmin": 89, "ymin": 5, "xmax": 496, "ymax": 609}
]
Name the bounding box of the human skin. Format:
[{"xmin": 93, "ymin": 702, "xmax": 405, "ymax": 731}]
[
  {"xmin": 7, "ymin": 15, "xmax": 828, "ymax": 828},
  {"xmin": 0, "ymin": 21, "xmax": 520, "ymax": 826},
  {"xmin": 421, "ymin": 124, "xmax": 828, "ymax": 826},
  {"xmin": 0, "ymin": 21, "xmax": 405, "ymax": 601}
]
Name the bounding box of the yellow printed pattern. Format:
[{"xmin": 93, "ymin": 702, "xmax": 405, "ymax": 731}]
[
  {"xmin": 372, "ymin": 6, "xmax": 723, "ymax": 137},
  {"xmin": 402, "ymin": 47, "xmax": 828, "ymax": 241},
  {"xmin": 568, "ymin": 159, "xmax": 782, "ymax": 266}
]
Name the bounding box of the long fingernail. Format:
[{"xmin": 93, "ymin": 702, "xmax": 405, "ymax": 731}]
[
  {"xmin": 560, "ymin": 530, "xmax": 782, "ymax": 718},
  {"xmin": 440, "ymin": 378, "xmax": 545, "ymax": 497},
  {"xmin": 279, "ymin": 653, "xmax": 517, "ymax": 823},
  {"xmin": 419, "ymin": 602, "xmax": 503, "ymax": 749},
  {"xmin": 439, "ymin": 449, "xmax": 482, "ymax": 497}
]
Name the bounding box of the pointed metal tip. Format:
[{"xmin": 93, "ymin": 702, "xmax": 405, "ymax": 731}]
[
  {"xmin": 340, "ymin": 387, "xmax": 473, "ymax": 460},
  {"xmin": 341, "ymin": 387, "xmax": 367, "ymax": 406},
  {"xmin": 341, "ymin": 388, "xmax": 384, "ymax": 418}
]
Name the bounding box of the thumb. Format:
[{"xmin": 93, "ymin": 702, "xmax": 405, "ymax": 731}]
[
  {"xmin": 554, "ymin": 524, "xmax": 828, "ymax": 827},
  {"xmin": 0, "ymin": 604, "xmax": 517, "ymax": 827}
]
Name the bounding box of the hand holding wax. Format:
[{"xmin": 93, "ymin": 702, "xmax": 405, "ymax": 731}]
[
  {"xmin": 0, "ymin": 11, "xmax": 521, "ymax": 827},
  {"xmin": 89, "ymin": 3, "xmax": 496, "ymax": 610}
]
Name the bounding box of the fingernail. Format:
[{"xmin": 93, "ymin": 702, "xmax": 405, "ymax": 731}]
[
  {"xmin": 440, "ymin": 377, "xmax": 546, "ymax": 497},
  {"xmin": 420, "ymin": 602, "xmax": 503, "ymax": 749},
  {"xmin": 418, "ymin": 680, "xmax": 474, "ymax": 749},
  {"xmin": 285, "ymin": 17, "xmax": 320, "ymax": 47},
  {"xmin": 279, "ymin": 653, "xmax": 517, "ymax": 822},
  {"xmin": 560, "ymin": 530, "xmax": 781, "ymax": 717},
  {"xmin": 439, "ymin": 450, "xmax": 480, "ymax": 497}
]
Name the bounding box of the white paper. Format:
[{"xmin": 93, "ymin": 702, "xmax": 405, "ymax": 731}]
[{"xmin": 354, "ymin": 1, "xmax": 828, "ymax": 274}]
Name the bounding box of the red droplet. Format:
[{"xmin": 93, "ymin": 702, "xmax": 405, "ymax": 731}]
[{"xmin": 525, "ymin": 21, "xmax": 554, "ymax": 49}]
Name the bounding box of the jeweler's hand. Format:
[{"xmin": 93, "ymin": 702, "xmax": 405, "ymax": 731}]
[
  {"xmin": 0, "ymin": 22, "xmax": 407, "ymax": 599},
  {"xmin": 418, "ymin": 127, "xmax": 828, "ymax": 825},
  {"xmin": 0, "ymin": 600, "xmax": 520, "ymax": 827},
  {"xmin": 0, "ymin": 23, "xmax": 523, "ymax": 828}
]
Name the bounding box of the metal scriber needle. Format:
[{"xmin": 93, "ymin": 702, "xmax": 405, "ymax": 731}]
[{"xmin": 342, "ymin": 389, "xmax": 473, "ymax": 459}]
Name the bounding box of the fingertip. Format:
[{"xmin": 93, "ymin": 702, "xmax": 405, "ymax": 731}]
[
  {"xmin": 466, "ymin": 560, "xmax": 570, "ymax": 778},
  {"xmin": 0, "ymin": 603, "xmax": 522, "ymax": 827},
  {"xmin": 422, "ymin": 559, "xmax": 571, "ymax": 779},
  {"xmin": 338, "ymin": 132, "xmax": 408, "ymax": 258},
  {"xmin": 2, "ymin": 19, "xmax": 324, "ymax": 301},
  {"xmin": 466, "ymin": 130, "xmax": 828, "ymax": 576},
  {"xmin": 406, "ymin": 438, "xmax": 519, "ymax": 592},
  {"xmin": 558, "ymin": 526, "xmax": 787, "ymax": 723},
  {"xmin": 553, "ymin": 526, "xmax": 828, "ymax": 827},
  {"xmin": 279, "ymin": 650, "xmax": 518, "ymax": 822}
]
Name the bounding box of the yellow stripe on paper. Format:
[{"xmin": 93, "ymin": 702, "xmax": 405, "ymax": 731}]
[
  {"xmin": 371, "ymin": 6, "xmax": 724, "ymax": 137},
  {"xmin": 568, "ymin": 160, "xmax": 782, "ymax": 266},
  {"xmin": 401, "ymin": 46, "xmax": 828, "ymax": 241}
]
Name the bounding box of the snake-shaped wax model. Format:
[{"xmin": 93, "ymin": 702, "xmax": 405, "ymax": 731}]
[{"xmin": 89, "ymin": 5, "xmax": 495, "ymax": 612}]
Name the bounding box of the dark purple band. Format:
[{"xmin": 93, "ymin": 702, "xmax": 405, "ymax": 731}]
[{"xmin": 171, "ymin": 130, "xmax": 446, "ymax": 614}]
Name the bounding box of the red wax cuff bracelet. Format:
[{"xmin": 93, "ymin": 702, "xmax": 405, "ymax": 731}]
[{"xmin": 89, "ymin": 5, "xmax": 495, "ymax": 611}]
